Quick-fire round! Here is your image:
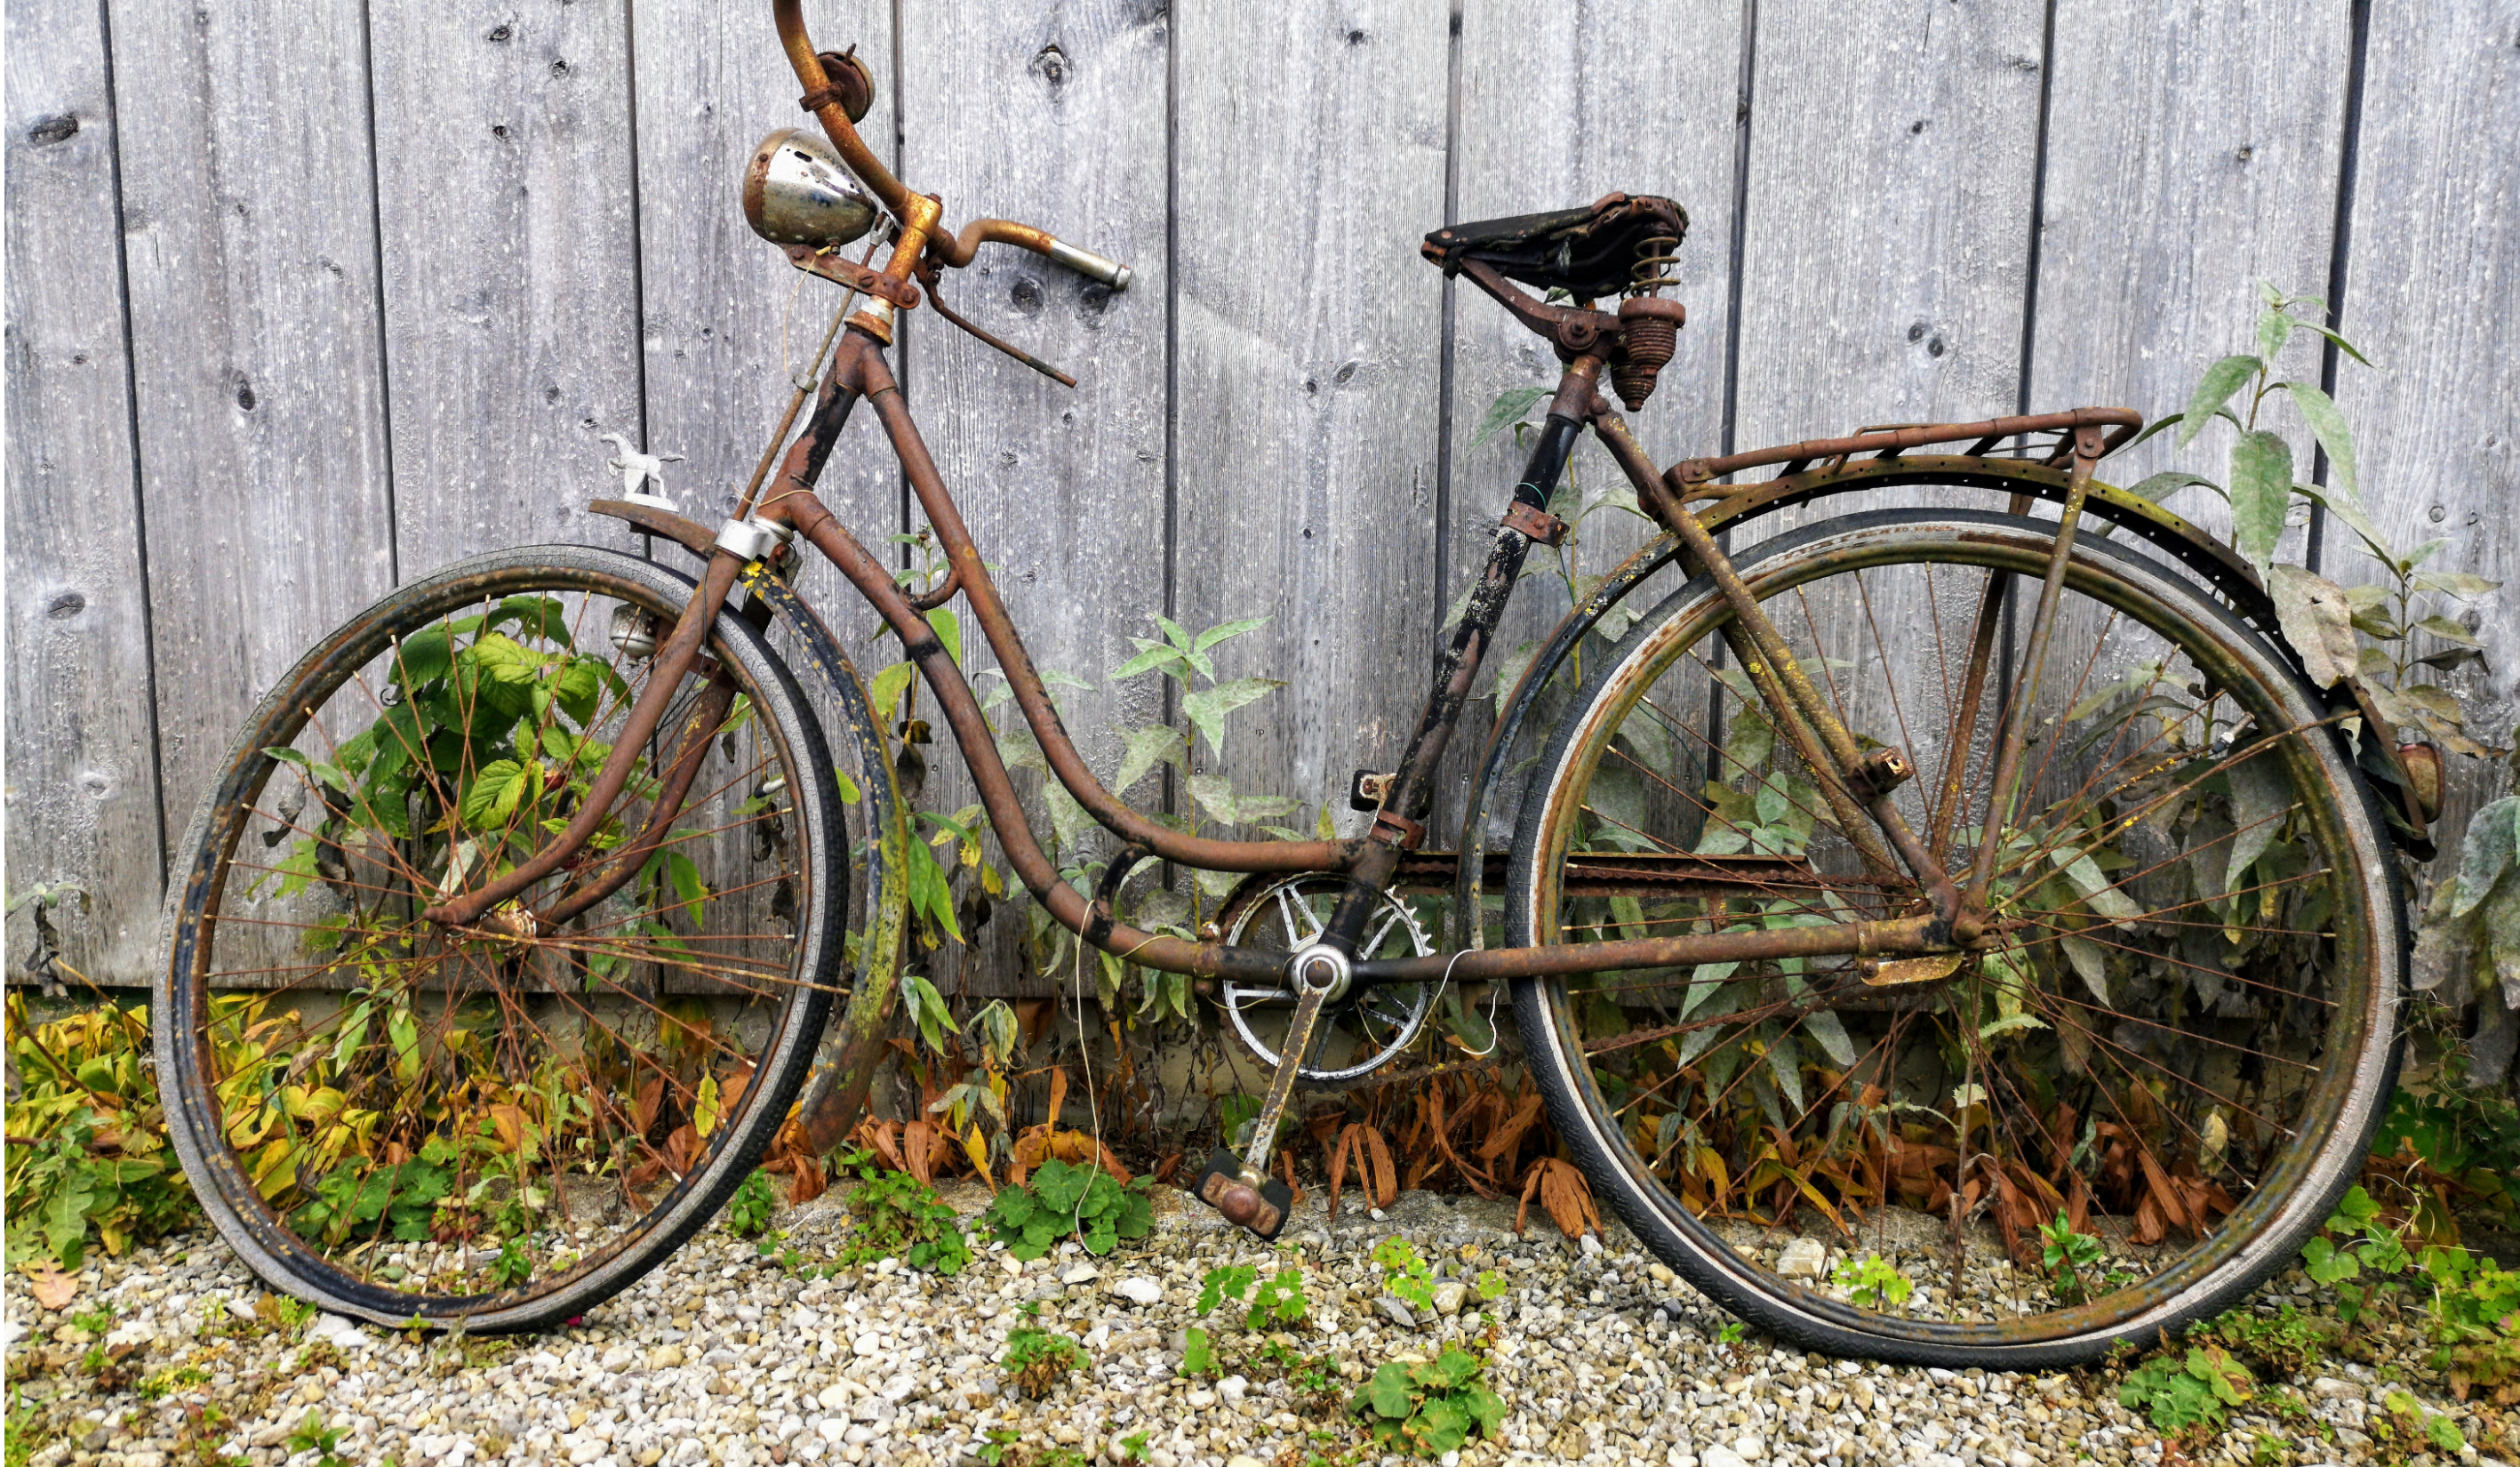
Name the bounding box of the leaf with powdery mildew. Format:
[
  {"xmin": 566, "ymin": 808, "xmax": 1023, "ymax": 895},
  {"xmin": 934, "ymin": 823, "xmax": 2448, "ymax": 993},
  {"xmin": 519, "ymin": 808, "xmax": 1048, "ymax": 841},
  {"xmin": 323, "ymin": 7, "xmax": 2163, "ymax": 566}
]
[{"xmin": 2267, "ymin": 564, "xmax": 2359, "ymax": 689}]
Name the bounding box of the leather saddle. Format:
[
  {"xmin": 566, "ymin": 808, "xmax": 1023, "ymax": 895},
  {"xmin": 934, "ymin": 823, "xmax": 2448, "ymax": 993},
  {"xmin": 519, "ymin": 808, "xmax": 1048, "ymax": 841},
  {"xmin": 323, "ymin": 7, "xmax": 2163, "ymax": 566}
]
[{"xmin": 1421, "ymin": 193, "xmax": 1689, "ymax": 301}]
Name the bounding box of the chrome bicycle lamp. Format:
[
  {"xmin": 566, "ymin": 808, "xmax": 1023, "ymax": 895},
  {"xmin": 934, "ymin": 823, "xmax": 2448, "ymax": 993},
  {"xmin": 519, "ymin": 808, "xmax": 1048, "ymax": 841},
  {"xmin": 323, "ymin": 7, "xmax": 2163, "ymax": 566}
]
[{"xmin": 742, "ymin": 128, "xmax": 880, "ymax": 249}]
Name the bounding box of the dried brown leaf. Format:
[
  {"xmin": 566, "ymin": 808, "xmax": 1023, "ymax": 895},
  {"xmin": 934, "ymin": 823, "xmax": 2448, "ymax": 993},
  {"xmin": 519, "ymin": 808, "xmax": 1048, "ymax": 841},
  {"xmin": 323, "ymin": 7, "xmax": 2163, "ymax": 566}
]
[{"xmin": 23, "ymin": 1261, "xmax": 76, "ymax": 1311}]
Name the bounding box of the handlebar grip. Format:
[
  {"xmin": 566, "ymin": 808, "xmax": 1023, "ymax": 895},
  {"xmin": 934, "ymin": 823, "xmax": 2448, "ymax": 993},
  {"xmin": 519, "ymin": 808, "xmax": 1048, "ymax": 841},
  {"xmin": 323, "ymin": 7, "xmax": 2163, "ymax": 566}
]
[{"xmin": 1044, "ymin": 237, "xmax": 1132, "ymax": 292}]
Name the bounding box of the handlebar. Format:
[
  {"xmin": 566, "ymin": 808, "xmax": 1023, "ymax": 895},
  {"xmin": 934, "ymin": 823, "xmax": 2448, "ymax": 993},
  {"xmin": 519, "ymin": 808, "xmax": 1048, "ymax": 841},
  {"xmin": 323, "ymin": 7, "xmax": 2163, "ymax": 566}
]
[{"xmin": 772, "ymin": 1, "xmax": 1132, "ymax": 293}]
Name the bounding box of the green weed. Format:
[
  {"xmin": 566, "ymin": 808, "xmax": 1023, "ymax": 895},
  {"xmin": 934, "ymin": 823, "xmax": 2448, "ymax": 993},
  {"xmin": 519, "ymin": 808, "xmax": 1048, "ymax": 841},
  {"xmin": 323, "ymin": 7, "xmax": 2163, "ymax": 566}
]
[
  {"xmin": 2117, "ymin": 1344, "xmax": 2253, "ymax": 1438},
  {"xmin": 725, "ymin": 1170, "xmax": 779, "ymax": 1239},
  {"xmin": 1000, "ymin": 1303, "xmax": 1086, "ymax": 1399},
  {"xmin": 1348, "ymin": 1344, "xmax": 1507, "ymax": 1456},
  {"xmin": 1829, "ymin": 1253, "xmax": 1913, "ymax": 1311},
  {"xmin": 980, "ymin": 1158, "xmax": 1152, "ymax": 1261},
  {"xmin": 829, "ymin": 1149, "xmax": 970, "ymax": 1275}
]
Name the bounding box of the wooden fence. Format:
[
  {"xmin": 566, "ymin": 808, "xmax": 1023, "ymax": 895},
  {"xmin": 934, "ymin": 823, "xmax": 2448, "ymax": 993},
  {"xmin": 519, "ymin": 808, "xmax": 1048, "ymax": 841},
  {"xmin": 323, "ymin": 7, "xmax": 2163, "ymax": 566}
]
[{"xmin": 6, "ymin": 0, "xmax": 2514, "ymax": 997}]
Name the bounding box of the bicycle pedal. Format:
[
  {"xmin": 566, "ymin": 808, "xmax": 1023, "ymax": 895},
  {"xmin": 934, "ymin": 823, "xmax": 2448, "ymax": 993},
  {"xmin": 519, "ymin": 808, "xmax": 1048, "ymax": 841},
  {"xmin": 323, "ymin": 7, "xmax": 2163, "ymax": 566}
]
[{"xmin": 1192, "ymin": 1146, "xmax": 1292, "ymax": 1240}]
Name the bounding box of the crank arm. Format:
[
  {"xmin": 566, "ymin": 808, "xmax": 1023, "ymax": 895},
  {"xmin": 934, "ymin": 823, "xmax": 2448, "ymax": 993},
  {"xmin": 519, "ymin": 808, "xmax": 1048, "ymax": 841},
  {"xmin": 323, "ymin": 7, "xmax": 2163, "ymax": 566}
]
[{"xmin": 1196, "ymin": 950, "xmax": 1343, "ymax": 1240}]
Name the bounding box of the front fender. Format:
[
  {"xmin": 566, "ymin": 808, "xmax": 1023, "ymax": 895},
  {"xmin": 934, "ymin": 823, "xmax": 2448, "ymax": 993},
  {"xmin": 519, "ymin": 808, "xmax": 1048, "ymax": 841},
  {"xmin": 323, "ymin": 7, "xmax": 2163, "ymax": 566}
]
[{"xmin": 588, "ymin": 497, "xmax": 916, "ymax": 1147}]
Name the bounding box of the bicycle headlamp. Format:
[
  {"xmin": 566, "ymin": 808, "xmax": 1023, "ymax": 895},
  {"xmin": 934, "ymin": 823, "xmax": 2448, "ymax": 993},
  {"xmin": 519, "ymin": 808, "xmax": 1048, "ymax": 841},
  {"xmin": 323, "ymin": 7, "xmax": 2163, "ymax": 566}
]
[{"xmin": 742, "ymin": 128, "xmax": 879, "ymax": 249}]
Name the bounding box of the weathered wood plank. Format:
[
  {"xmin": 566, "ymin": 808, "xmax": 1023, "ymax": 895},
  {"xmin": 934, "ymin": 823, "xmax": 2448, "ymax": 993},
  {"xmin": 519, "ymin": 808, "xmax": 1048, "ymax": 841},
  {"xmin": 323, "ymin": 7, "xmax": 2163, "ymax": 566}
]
[
  {"xmin": 898, "ymin": 0, "xmax": 1172, "ymax": 998},
  {"xmin": 2332, "ymin": 4, "xmax": 2520, "ymax": 860},
  {"xmin": 1439, "ymin": 0, "xmax": 1749, "ymax": 848},
  {"xmin": 112, "ymin": 0, "xmax": 398, "ymax": 870},
  {"xmin": 632, "ymin": 0, "xmax": 898, "ymax": 539},
  {"xmin": 4, "ymin": 0, "xmax": 163, "ymax": 985},
  {"xmin": 1172, "ymin": 0, "xmax": 1452, "ymax": 861},
  {"xmin": 1732, "ymin": 0, "xmax": 2047, "ymax": 456},
  {"xmin": 369, "ymin": 1, "xmax": 645, "ymax": 574},
  {"xmin": 2030, "ymin": 0, "xmax": 2351, "ymax": 559}
]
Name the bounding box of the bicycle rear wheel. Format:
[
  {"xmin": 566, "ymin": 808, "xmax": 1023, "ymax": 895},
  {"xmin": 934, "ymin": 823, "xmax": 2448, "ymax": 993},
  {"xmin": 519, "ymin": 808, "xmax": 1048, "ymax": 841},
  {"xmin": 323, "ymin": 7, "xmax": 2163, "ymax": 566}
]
[
  {"xmin": 1506, "ymin": 509, "xmax": 2402, "ymax": 1367},
  {"xmin": 159, "ymin": 545, "xmax": 848, "ymax": 1331}
]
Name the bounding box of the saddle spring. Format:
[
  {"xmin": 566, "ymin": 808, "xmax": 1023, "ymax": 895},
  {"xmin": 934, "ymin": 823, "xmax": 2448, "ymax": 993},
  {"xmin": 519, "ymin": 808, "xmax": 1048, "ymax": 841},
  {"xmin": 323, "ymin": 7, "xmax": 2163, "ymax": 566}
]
[{"xmin": 1611, "ymin": 233, "xmax": 1685, "ymax": 411}]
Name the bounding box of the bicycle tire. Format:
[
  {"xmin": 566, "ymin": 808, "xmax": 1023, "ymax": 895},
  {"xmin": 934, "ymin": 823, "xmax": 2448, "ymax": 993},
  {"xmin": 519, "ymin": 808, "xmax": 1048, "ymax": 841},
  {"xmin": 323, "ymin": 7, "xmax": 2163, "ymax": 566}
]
[
  {"xmin": 1504, "ymin": 509, "xmax": 2404, "ymax": 1368},
  {"xmin": 158, "ymin": 544, "xmax": 849, "ymax": 1332}
]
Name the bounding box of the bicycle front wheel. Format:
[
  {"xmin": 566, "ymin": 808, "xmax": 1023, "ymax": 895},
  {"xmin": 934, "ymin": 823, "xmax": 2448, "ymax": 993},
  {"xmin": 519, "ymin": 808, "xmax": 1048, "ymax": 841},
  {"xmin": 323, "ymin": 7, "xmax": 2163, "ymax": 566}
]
[
  {"xmin": 1506, "ymin": 509, "xmax": 2402, "ymax": 1367},
  {"xmin": 159, "ymin": 544, "xmax": 848, "ymax": 1331}
]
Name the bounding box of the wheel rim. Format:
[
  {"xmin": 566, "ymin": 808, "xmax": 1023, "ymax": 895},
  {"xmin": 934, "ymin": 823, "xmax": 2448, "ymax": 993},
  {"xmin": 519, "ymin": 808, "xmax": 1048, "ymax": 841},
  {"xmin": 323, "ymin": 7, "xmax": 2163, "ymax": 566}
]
[
  {"xmin": 1520, "ymin": 516, "xmax": 2388, "ymax": 1347},
  {"xmin": 1219, "ymin": 876, "xmax": 1436, "ymax": 1085},
  {"xmin": 166, "ymin": 560, "xmax": 834, "ymax": 1319}
]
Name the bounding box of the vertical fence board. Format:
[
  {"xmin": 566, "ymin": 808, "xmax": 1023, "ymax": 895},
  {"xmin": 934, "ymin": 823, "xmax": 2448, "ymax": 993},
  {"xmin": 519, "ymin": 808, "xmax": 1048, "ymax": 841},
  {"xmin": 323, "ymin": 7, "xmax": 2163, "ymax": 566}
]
[
  {"xmin": 632, "ymin": 0, "xmax": 897, "ymax": 540},
  {"xmin": 1172, "ymin": 0, "xmax": 1452, "ymax": 854},
  {"xmin": 369, "ymin": 1, "xmax": 644, "ymax": 573},
  {"xmin": 4, "ymin": 0, "xmax": 162, "ymax": 984},
  {"xmin": 2332, "ymin": 4, "xmax": 2520, "ymax": 862},
  {"xmin": 1440, "ymin": 0, "xmax": 1748, "ymax": 846},
  {"xmin": 900, "ymin": 0, "xmax": 1172, "ymax": 998},
  {"xmin": 1733, "ymin": 0, "xmax": 2046, "ymax": 457},
  {"xmin": 112, "ymin": 0, "xmax": 398, "ymax": 850},
  {"xmin": 2031, "ymin": 0, "xmax": 2351, "ymax": 559}
]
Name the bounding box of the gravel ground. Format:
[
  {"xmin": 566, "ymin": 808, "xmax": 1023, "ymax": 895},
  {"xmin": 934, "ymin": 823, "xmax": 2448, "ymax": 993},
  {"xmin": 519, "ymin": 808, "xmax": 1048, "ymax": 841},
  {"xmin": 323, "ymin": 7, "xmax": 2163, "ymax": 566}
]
[{"xmin": 6, "ymin": 1182, "xmax": 2513, "ymax": 1467}]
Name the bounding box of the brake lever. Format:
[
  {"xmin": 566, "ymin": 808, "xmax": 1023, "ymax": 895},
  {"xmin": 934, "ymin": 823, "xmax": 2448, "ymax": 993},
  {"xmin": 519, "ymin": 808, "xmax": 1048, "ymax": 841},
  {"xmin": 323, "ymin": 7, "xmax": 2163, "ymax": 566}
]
[{"xmin": 920, "ymin": 270, "xmax": 1076, "ymax": 389}]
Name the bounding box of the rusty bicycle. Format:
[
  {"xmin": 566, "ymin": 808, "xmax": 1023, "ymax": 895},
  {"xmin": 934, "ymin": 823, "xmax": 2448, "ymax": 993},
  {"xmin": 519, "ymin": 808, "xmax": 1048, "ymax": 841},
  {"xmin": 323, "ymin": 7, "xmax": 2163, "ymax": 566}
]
[{"xmin": 159, "ymin": 1, "xmax": 2424, "ymax": 1367}]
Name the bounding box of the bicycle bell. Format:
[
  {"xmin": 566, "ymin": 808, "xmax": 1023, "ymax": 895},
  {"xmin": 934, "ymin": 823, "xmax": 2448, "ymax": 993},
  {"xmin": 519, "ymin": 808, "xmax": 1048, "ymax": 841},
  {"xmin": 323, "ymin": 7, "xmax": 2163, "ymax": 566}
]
[{"xmin": 743, "ymin": 128, "xmax": 879, "ymax": 248}]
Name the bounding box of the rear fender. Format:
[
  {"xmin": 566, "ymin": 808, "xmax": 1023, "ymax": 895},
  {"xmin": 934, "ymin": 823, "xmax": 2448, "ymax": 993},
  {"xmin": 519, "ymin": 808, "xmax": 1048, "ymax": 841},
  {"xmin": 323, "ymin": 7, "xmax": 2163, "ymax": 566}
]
[{"xmin": 1454, "ymin": 456, "xmax": 2428, "ymax": 927}]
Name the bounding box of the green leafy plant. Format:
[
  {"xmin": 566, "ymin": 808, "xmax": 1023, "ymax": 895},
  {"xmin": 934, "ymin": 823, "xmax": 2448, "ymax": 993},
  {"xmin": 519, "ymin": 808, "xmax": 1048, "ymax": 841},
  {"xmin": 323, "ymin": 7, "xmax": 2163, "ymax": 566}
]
[
  {"xmin": 488, "ymin": 1237, "xmax": 532, "ymax": 1288},
  {"xmin": 136, "ymin": 1365, "xmax": 212, "ymax": 1403},
  {"xmin": 6, "ymin": 1390, "xmax": 46, "ymax": 1467},
  {"xmin": 829, "ymin": 1148, "xmax": 970, "ymax": 1275},
  {"xmin": 1001, "ymin": 605, "xmax": 1299, "ymax": 1018},
  {"xmin": 2117, "ymin": 1343, "xmax": 2254, "ymax": 1437},
  {"xmin": 2411, "ymin": 1242, "xmax": 2520, "ymax": 1400},
  {"xmin": 1181, "ymin": 1325, "xmax": 1218, "ymax": 1378},
  {"xmin": 2370, "ymin": 1084, "xmax": 2520, "ymax": 1231},
  {"xmin": 2038, "ymin": 1216, "xmax": 2107, "ymax": 1305},
  {"xmin": 2190, "ymin": 1304, "xmax": 2340, "ymax": 1382},
  {"xmin": 725, "ymin": 1169, "xmax": 779, "ymax": 1239},
  {"xmin": 1114, "ymin": 1429, "xmax": 1150, "ymax": 1462},
  {"xmin": 980, "ymin": 1157, "xmax": 1153, "ymax": 1261},
  {"xmin": 2301, "ymin": 1185, "xmax": 2415, "ymax": 1324},
  {"xmin": 1183, "ymin": 1261, "xmax": 1311, "ymax": 1382},
  {"xmin": 1000, "ymin": 1302, "xmax": 1087, "ymax": 1399},
  {"xmin": 1371, "ymin": 1237, "xmax": 1437, "ymax": 1311},
  {"xmin": 285, "ymin": 1410, "xmax": 350, "ymax": 1467},
  {"xmin": 1472, "ymin": 1270, "xmax": 1509, "ymax": 1303},
  {"xmin": 1251, "ymin": 1269, "xmax": 1310, "ymax": 1327},
  {"xmin": 3, "ymin": 995, "xmax": 196, "ymax": 1271},
  {"xmin": 1348, "ymin": 1344, "xmax": 1508, "ymax": 1456},
  {"xmin": 2373, "ymin": 1387, "xmax": 2467, "ymax": 1461},
  {"xmin": 1829, "ymin": 1253, "xmax": 1914, "ymax": 1311}
]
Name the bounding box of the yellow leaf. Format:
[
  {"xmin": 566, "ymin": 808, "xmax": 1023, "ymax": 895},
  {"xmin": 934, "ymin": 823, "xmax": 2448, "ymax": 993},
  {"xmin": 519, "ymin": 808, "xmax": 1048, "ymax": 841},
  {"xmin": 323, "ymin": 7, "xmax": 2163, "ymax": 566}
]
[
  {"xmin": 251, "ymin": 1138, "xmax": 300, "ymax": 1200},
  {"xmin": 693, "ymin": 1074, "xmax": 723, "ymax": 1139}
]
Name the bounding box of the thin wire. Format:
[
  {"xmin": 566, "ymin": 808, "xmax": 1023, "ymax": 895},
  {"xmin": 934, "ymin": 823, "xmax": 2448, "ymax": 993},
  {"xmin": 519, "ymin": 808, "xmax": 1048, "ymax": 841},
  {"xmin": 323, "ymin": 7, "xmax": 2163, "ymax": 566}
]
[{"xmin": 1423, "ymin": 947, "xmax": 1505, "ymax": 1059}]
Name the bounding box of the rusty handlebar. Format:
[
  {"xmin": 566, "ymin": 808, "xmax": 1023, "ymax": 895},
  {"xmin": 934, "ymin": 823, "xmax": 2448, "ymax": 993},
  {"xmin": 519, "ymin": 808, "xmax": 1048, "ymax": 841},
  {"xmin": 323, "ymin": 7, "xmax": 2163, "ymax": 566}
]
[{"xmin": 771, "ymin": 2, "xmax": 1131, "ymax": 291}]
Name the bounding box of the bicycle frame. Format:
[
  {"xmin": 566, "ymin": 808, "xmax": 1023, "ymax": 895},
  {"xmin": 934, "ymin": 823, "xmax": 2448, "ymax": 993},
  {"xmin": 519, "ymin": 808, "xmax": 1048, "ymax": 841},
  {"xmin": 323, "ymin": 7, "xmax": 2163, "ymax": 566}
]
[{"xmin": 423, "ymin": 2, "xmax": 2172, "ymax": 1000}]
